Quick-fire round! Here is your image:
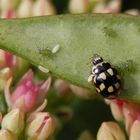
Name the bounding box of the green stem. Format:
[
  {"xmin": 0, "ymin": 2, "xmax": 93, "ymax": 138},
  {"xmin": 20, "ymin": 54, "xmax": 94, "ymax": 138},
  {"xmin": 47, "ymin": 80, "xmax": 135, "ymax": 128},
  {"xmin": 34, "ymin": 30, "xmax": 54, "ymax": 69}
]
[{"xmin": 0, "ymin": 14, "xmax": 140, "ymax": 101}]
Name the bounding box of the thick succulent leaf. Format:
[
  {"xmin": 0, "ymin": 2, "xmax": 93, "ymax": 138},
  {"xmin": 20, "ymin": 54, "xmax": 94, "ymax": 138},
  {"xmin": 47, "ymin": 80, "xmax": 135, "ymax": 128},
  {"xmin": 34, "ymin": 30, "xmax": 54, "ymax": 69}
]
[{"xmin": 0, "ymin": 14, "xmax": 140, "ymax": 101}]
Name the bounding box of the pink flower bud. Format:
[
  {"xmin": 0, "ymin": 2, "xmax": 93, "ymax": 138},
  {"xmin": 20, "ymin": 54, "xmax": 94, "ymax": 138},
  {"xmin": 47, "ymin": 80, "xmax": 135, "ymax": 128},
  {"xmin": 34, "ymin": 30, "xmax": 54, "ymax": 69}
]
[
  {"xmin": 0, "ymin": 68, "xmax": 11, "ymax": 89},
  {"xmin": 106, "ymin": 99, "xmax": 140, "ymax": 136},
  {"xmin": 0, "ymin": 50, "xmax": 6, "ymax": 68},
  {"xmin": 111, "ymin": 102, "xmax": 124, "ymax": 121},
  {"xmin": 17, "ymin": 0, "xmax": 33, "ymax": 18},
  {"xmin": 32, "ymin": 0, "xmax": 56, "ymax": 16},
  {"xmin": 1, "ymin": 9, "xmax": 16, "ymax": 18},
  {"xmin": 103, "ymin": 0, "xmax": 121, "ymax": 13},
  {"xmin": 122, "ymin": 101, "xmax": 140, "ymax": 135},
  {"xmin": 0, "ymin": 50, "xmax": 17, "ymax": 70},
  {"xmin": 4, "ymin": 69, "xmax": 51, "ymax": 113},
  {"xmin": 125, "ymin": 9, "xmax": 140, "ymax": 16},
  {"xmin": 93, "ymin": 0, "xmax": 121, "ymax": 13},
  {"xmin": 0, "ymin": 0, "xmax": 18, "ymax": 11},
  {"xmin": 69, "ymin": 0, "xmax": 91, "ymax": 14},
  {"xmin": 1, "ymin": 108, "xmax": 24, "ymax": 136},
  {"xmin": 93, "ymin": 2, "xmax": 106, "ymax": 13},
  {"xmin": 26, "ymin": 112, "xmax": 55, "ymax": 140},
  {"xmin": 106, "ymin": 99, "xmax": 124, "ymax": 122},
  {"xmin": 0, "ymin": 129, "xmax": 17, "ymax": 140},
  {"xmin": 0, "ymin": 50, "xmax": 20, "ymax": 89},
  {"xmin": 97, "ymin": 122, "xmax": 126, "ymax": 140},
  {"xmin": 130, "ymin": 119, "xmax": 140, "ymax": 140},
  {"xmin": 124, "ymin": 113, "xmax": 135, "ymax": 136}
]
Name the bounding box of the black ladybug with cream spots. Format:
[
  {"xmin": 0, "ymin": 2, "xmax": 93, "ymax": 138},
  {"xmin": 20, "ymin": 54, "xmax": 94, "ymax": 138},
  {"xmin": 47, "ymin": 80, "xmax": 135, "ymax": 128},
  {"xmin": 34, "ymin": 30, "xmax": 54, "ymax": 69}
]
[{"xmin": 88, "ymin": 57, "xmax": 121, "ymax": 98}]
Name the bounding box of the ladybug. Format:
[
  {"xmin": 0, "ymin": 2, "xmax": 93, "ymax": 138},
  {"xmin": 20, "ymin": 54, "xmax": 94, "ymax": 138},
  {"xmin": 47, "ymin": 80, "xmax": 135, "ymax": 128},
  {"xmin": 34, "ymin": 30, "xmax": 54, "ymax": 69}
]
[{"xmin": 88, "ymin": 57, "xmax": 122, "ymax": 98}]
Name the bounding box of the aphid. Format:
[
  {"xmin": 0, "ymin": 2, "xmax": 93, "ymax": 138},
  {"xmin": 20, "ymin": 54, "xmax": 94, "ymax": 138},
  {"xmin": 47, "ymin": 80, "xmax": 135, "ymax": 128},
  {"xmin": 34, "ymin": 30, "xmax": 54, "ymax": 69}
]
[
  {"xmin": 88, "ymin": 57, "xmax": 122, "ymax": 98},
  {"xmin": 38, "ymin": 65, "xmax": 50, "ymax": 73},
  {"xmin": 52, "ymin": 44, "xmax": 60, "ymax": 54}
]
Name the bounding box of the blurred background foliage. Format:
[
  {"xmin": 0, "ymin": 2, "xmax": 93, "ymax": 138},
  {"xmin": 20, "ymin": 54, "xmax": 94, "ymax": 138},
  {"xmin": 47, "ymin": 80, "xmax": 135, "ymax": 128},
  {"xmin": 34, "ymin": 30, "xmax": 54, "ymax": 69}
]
[{"xmin": 52, "ymin": 0, "xmax": 140, "ymax": 14}]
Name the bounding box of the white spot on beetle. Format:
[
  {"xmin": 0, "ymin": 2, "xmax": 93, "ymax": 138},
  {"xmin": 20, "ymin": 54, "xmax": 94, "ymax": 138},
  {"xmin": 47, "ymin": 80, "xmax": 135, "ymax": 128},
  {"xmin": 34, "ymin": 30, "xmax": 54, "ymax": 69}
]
[
  {"xmin": 100, "ymin": 83, "xmax": 105, "ymax": 91},
  {"xmin": 107, "ymin": 68, "xmax": 114, "ymax": 76},
  {"xmin": 99, "ymin": 72, "xmax": 106, "ymax": 80},
  {"xmin": 115, "ymin": 82, "xmax": 120, "ymax": 89},
  {"xmin": 108, "ymin": 86, "xmax": 114, "ymax": 93},
  {"xmin": 38, "ymin": 65, "xmax": 50, "ymax": 73},
  {"xmin": 96, "ymin": 88, "xmax": 100, "ymax": 93},
  {"xmin": 93, "ymin": 76, "xmax": 96, "ymax": 83},
  {"xmin": 94, "ymin": 69, "xmax": 98, "ymax": 74},
  {"xmin": 88, "ymin": 74, "xmax": 94, "ymax": 82}
]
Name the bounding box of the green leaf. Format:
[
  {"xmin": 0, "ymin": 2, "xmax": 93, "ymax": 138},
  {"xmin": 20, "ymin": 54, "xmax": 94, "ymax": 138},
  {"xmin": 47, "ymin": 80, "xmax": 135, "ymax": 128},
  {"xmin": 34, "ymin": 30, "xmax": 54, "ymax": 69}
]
[
  {"xmin": 0, "ymin": 14, "xmax": 140, "ymax": 101},
  {"xmin": 0, "ymin": 91, "xmax": 7, "ymax": 114}
]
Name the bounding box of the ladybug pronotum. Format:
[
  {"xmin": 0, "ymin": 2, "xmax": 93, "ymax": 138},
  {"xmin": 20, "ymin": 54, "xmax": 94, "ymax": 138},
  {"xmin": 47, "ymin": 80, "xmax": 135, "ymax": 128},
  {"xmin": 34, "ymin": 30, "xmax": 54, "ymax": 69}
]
[{"xmin": 88, "ymin": 57, "xmax": 122, "ymax": 98}]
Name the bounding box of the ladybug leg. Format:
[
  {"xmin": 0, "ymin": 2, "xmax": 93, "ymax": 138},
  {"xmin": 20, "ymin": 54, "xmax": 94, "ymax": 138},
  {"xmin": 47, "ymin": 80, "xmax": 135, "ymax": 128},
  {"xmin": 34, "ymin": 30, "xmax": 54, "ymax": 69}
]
[{"xmin": 88, "ymin": 74, "xmax": 95, "ymax": 82}]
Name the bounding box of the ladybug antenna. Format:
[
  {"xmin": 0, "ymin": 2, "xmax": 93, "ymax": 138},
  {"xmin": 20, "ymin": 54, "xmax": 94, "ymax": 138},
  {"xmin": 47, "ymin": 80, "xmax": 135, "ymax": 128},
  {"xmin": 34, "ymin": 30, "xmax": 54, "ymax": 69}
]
[
  {"xmin": 87, "ymin": 54, "xmax": 103, "ymax": 65},
  {"xmin": 93, "ymin": 57, "xmax": 103, "ymax": 65},
  {"xmin": 93, "ymin": 54, "xmax": 100, "ymax": 58},
  {"xmin": 88, "ymin": 54, "xmax": 99, "ymax": 61}
]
